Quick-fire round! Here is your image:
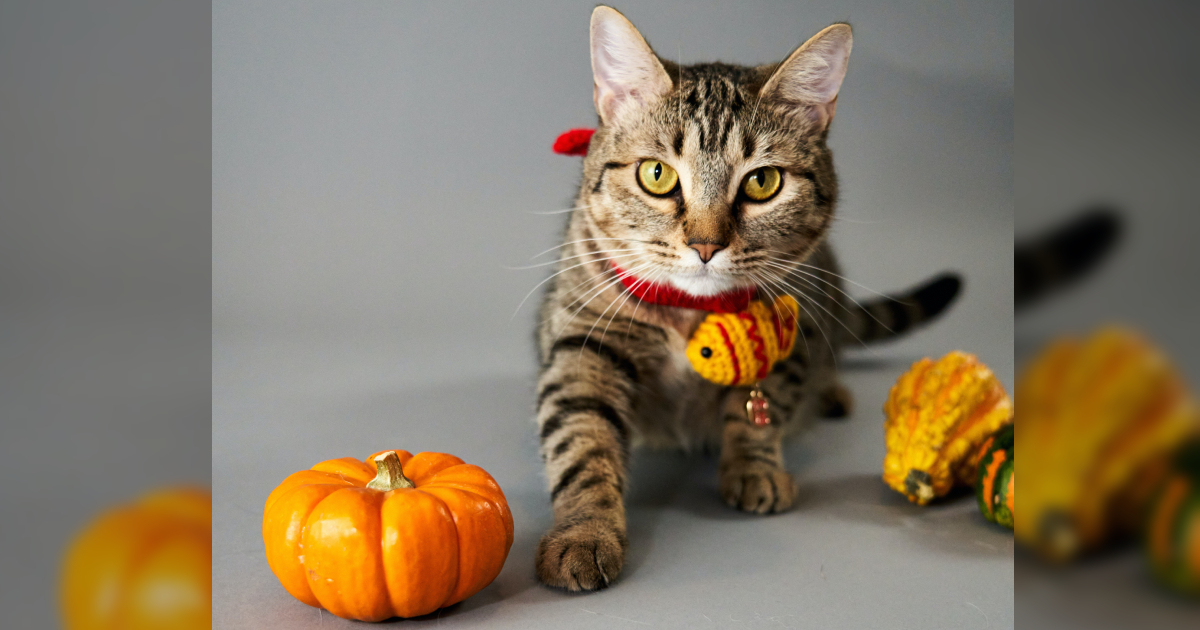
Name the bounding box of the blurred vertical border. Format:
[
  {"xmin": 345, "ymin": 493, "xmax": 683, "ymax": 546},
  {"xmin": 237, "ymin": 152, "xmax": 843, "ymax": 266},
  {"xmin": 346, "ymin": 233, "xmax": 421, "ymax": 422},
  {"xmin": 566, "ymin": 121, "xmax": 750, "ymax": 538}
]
[
  {"xmin": 1016, "ymin": 0, "xmax": 1200, "ymax": 627},
  {"xmin": 0, "ymin": 1, "xmax": 211, "ymax": 627}
]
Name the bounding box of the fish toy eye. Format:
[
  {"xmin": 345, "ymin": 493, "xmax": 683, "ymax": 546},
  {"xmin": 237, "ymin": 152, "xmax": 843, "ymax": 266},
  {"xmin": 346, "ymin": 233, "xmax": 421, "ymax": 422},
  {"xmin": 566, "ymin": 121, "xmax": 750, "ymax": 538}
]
[{"xmin": 700, "ymin": 347, "xmax": 713, "ymax": 358}]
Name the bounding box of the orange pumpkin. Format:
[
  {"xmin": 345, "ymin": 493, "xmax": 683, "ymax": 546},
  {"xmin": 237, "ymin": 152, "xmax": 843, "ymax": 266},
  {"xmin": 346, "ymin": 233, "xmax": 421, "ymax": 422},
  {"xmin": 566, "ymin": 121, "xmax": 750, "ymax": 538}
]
[
  {"xmin": 263, "ymin": 450, "xmax": 514, "ymax": 622},
  {"xmin": 60, "ymin": 486, "xmax": 212, "ymax": 630}
]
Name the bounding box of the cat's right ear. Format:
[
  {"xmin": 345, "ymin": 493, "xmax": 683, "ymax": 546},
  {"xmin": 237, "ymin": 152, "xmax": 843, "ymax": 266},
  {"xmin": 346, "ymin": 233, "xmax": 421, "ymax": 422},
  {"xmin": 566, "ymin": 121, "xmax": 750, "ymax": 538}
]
[{"xmin": 590, "ymin": 6, "xmax": 673, "ymax": 125}]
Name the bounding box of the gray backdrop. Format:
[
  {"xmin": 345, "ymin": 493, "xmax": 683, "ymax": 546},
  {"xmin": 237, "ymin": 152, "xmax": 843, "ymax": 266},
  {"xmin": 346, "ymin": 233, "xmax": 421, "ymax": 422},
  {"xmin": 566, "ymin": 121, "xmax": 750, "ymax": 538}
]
[{"xmin": 214, "ymin": 1, "xmax": 1012, "ymax": 628}]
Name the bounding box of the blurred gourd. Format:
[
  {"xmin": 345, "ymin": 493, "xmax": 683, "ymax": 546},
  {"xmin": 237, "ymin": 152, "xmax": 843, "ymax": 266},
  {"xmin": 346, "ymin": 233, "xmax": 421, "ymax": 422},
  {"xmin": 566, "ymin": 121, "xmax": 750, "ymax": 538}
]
[
  {"xmin": 262, "ymin": 450, "xmax": 514, "ymax": 622},
  {"xmin": 883, "ymin": 351, "xmax": 1014, "ymax": 505},
  {"xmin": 1017, "ymin": 327, "xmax": 1199, "ymax": 561},
  {"xmin": 61, "ymin": 486, "xmax": 212, "ymax": 630},
  {"xmin": 1145, "ymin": 439, "xmax": 1200, "ymax": 597},
  {"xmin": 976, "ymin": 424, "xmax": 1015, "ymax": 529}
]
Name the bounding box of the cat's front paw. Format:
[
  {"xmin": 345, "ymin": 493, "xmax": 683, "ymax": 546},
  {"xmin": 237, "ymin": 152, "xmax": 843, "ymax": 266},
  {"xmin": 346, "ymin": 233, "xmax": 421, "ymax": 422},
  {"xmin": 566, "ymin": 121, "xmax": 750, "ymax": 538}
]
[
  {"xmin": 719, "ymin": 463, "xmax": 799, "ymax": 514},
  {"xmin": 535, "ymin": 518, "xmax": 627, "ymax": 592}
]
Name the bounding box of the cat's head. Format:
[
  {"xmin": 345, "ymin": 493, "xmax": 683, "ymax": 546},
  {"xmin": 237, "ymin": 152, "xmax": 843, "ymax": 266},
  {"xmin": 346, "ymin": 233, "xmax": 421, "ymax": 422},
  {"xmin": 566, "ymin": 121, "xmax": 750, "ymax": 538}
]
[{"xmin": 579, "ymin": 6, "xmax": 851, "ymax": 298}]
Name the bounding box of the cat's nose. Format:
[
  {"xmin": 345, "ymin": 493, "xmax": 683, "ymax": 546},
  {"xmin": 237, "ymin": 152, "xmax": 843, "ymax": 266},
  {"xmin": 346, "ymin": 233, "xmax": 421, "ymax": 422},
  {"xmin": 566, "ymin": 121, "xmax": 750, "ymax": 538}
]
[{"xmin": 689, "ymin": 243, "xmax": 724, "ymax": 264}]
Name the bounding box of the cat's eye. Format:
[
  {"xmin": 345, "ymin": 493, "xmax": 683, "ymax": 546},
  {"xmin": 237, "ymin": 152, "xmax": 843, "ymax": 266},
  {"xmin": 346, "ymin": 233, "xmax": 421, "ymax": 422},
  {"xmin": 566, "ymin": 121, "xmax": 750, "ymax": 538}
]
[
  {"xmin": 741, "ymin": 166, "xmax": 782, "ymax": 201},
  {"xmin": 636, "ymin": 160, "xmax": 679, "ymax": 196}
]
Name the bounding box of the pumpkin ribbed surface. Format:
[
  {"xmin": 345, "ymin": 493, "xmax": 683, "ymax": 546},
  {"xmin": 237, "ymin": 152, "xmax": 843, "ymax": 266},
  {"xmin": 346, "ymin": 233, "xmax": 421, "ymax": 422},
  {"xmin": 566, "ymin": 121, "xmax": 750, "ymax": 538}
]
[
  {"xmin": 883, "ymin": 351, "xmax": 1013, "ymax": 505},
  {"xmin": 262, "ymin": 450, "xmax": 514, "ymax": 621},
  {"xmin": 1017, "ymin": 327, "xmax": 1199, "ymax": 561}
]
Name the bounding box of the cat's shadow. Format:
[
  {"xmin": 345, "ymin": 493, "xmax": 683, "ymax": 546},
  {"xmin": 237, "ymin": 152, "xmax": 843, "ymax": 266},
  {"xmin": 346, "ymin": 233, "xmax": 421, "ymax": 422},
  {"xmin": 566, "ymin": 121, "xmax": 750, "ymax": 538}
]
[
  {"xmin": 798, "ymin": 473, "xmax": 1012, "ymax": 557},
  {"xmin": 622, "ymin": 453, "xmax": 1012, "ymax": 561}
]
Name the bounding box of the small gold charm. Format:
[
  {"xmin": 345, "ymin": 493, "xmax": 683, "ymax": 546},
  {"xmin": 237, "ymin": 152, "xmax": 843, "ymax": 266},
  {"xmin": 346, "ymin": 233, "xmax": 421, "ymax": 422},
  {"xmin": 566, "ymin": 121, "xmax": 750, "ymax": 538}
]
[{"xmin": 746, "ymin": 383, "xmax": 770, "ymax": 426}]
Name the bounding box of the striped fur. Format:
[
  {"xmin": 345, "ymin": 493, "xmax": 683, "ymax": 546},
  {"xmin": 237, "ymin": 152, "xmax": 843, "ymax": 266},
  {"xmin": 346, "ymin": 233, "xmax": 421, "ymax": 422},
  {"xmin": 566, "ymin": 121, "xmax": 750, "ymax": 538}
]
[{"xmin": 534, "ymin": 8, "xmax": 960, "ymax": 592}]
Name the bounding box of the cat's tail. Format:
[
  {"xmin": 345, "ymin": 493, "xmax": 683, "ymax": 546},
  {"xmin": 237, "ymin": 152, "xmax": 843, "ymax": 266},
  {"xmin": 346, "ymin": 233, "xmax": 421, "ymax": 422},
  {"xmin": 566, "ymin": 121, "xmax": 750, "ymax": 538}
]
[
  {"xmin": 841, "ymin": 272, "xmax": 963, "ymax": 344},
  {"xmin": 1015, "ymin": 208, "xmax": 1121, "ymax": 309}
]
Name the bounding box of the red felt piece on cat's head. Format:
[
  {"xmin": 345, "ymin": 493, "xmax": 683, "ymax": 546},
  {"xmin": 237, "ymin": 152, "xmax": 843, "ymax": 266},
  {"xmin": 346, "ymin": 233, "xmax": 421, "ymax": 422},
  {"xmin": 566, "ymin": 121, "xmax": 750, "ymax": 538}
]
[{"xmin": 553, "ymin": 128, "xmax": 596, "ymax": 156}]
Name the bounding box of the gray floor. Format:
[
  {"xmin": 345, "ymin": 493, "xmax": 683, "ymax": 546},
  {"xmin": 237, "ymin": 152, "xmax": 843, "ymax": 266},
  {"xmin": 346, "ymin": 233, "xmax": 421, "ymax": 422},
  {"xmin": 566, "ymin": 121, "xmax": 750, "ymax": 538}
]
[
  {"xmin": 213, "ymin": 350, "xmax": 1013, "ymax": 630},
  {"xmin": 214, "ymin": 2, "xmax": 1013, "ymax": 627}
]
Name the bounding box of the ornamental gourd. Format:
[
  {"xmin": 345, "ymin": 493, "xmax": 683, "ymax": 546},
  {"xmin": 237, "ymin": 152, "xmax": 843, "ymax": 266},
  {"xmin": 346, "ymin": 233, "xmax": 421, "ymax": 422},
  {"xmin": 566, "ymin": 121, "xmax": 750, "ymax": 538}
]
[
  {"xmin": 883, "ymin": 351, "xmax": 1013, "ymax": 505},
  {"xmin": 61, "ymin": 486, "xmax": 212, "ymax": 630},
  {"xmin": 976, "ymin": 424, "xmax": 1015, "ymax": 529},
  {"xmin": 1145, "ymin": 439, "xmax": 1200, "ymax": 597},
  {"xmin": 1017, "ymin": 327, "xmax": 1199, "ymax": 561},
  {"xmin": 262, "ymin": 450, "xmax": 514, "ymax": 622}
]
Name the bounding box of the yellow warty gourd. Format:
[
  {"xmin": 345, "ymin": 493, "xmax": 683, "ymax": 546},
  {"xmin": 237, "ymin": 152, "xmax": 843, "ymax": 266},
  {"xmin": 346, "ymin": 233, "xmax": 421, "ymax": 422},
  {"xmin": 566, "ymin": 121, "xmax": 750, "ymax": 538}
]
[{"xmin": 883, "ymin": 351, "xmax": 1014, "ymax": 505}]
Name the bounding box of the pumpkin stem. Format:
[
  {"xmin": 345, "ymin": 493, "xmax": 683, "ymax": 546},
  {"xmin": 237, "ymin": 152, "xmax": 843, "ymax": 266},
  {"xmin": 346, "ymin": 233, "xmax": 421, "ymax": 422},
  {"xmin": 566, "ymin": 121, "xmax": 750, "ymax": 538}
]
[{"xmin": 366, "ymin": 451, "xmax": 415, "ymax": 491}]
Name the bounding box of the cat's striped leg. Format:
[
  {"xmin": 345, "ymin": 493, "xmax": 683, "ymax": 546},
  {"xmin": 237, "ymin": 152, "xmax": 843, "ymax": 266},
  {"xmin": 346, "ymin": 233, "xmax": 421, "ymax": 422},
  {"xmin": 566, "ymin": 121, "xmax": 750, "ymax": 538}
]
[
  {"xmin": 718, "ymin": 389, "xmax": 798, "ymax": 514},
  {"xmin": 534, "ymin": 337, "xmax": 636, "ymax": 591}
]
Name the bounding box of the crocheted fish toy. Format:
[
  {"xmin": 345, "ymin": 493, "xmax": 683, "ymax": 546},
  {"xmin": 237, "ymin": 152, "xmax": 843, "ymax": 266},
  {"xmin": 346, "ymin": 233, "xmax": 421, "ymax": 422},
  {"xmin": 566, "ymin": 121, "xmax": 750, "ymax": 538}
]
[
  {"xmin": 686, "ymin": 296, "xmax": 801, "ymax": 425},
  {"xmin": 686, "ymin": 296, "xmax": 801, "ymax": 387}
]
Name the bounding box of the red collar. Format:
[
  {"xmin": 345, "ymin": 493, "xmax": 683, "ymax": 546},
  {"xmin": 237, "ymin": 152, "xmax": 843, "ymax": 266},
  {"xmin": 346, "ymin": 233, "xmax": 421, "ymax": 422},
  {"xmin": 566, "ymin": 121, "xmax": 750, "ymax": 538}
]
[{"xmin": 611, "ymin": 263, "xmax": 756, "ymax": 313}]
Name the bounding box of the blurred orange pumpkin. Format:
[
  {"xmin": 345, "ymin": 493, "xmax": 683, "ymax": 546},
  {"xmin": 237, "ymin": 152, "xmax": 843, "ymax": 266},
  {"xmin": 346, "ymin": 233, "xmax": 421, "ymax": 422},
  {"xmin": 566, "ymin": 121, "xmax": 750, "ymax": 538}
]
[
  {"xmin": 263, "ymin": 450, "xmax": 514, "ymax": 622},
  {"xmin": 60, "ymin": 486, "xmax": 212, "ymax": 630}
]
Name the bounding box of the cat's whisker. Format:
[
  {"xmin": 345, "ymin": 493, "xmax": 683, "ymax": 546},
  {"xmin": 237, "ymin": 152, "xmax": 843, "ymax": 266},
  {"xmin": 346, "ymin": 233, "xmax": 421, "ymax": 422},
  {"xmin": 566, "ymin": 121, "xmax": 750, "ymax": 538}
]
[
  {"xmin": 676, "ymin": 42, "xmax": 684, "ymax": 136},
  {"xmin": 747, "ymin": 81, "xmax": 766, "ymax": 134},
  {"xmin": 513, "ymin": 259, "xmax": 612, "ymax": 320},
  {"xmin": 599, "ymin": 270, "xmax": 647, "ymax": 343},
  {"xmin": 756, "ymin": 258, "xmax": 894, "ymax": 335},
  {"xmin": 761, "ymin": 250, "xmax": 898, "ymax": 302},
  {"xmin": 511, "ymin": 253, "xmax": 639, "ymax": 319},
  {"xmin": 621, "ymin": 265, "xmax": 668, "ymax": 342},
  {"xmin": 549, "ymin": 272, "xmax": 614, "ymax": 323},
  {"xmin": 830, "ymin": 215, "xmax": 882, "ymax": 224},
  {"xmin": 755, "ymin": 268, "xmax": 835, "ymax": 360},
  {"xmin": 581, "ymin": 266, "xmax": 645, "ymax": 365},
  {"xmin": 505, "ymin": 248, "xmax": 641, "ymax": 270},
  {"xmin": 530, "ymin": 237, "xmax": 655, "ymax": 260},
  {"xmin": 555, "ymin": 264, "xmax": 625, "ymax": 314},
  {"xmin": 744, "ymin": 271, "xmax": 801, "ymax": 355},
  {"xmin": 759, "ymin": 267, "xmax": 876, "ymax": 354},
  {"xmin": 562, "ymin": 258, "xmax": 649, "ymax": 309},
  {"xmin": 552, "ymin": 258, "xmax": 657, "ymax": 346},
  {"xmin": 526, "ymin": 204, "xmax": 591, "ymax": 216},
  {"xmin": 554, "ymin": 266, "xmax": 653, "ymax": 356},
  {"xmin": 757, "ymin": 259, "xmax": 842, "ymax": 305},
  {"xmin": 757, "ymin": 259, "xmax": 856, "ymax": 308},
  {"xmin": 601, "ymin": 263, "xmax": 668, "ymax": 347},
  {"xmin": 555, "ymin": 250, "xmax": 649, "ymax": 301},
  {"xmin": 747, "ymin": 269, "xmax": 809, "ymax": 357},
  {"xmin": 597, "ymin": 286, "xmax": 638, "ymax": 348}
]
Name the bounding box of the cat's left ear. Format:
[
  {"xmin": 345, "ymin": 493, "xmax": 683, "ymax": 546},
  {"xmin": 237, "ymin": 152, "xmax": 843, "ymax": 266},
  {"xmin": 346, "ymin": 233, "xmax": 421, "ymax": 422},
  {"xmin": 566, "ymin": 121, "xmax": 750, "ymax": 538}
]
[
  {"xmin": 590, "ymin": 6, "xmax": 673, "ymax": 125},
  {"xmin": 759, "ymin": 23, "xmax": 853, "ymax": 133}
]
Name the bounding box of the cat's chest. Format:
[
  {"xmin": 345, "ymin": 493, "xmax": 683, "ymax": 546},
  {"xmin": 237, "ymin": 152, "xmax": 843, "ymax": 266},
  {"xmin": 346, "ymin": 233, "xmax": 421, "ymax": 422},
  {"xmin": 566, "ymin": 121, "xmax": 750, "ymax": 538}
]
[
  {"xmin": 642, "ymin": 306, "xmax": 708, "ymax": 390},
  {"xmin": 631, "ymin": 311, "xmax": 728, "ymax": 449},
  {"xmin": 658, "ymin": 326, "xmax": 702, "ymax": 389}
]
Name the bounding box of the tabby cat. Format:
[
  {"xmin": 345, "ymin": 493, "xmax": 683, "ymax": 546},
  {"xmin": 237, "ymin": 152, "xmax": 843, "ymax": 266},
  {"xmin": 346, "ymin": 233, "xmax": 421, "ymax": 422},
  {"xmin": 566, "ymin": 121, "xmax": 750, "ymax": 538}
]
[{"xmin": 534, "ymin": 6, "xmax": 961, "ymax": 591}]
